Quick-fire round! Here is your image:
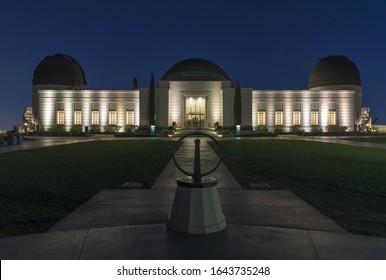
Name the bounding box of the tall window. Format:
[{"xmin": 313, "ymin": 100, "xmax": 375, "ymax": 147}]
[
  {"xmin": 275, "ymin": 103, "xmax": 283, "ymax": 126},
  {"xmin": 73, "ymin": 103, "xmax": 82, "ymax": 125},
  {"xmin": 56, "ymin": 103, "xmax": 64, "ymax": 125},
  {"xmin": 328, "ymin": 103, "xmax": 336, "ymax": 125},
  {"xmin": 293, "ymin": 111, "xmax": 301, "ymax": 126},
  {"xmin": 108, "ymin": 103, "xmax": 117, "ymax": 125},
  {"xmin": 91, "ymin": 103, "xmax": 99, "ymax": 125},
  {"xmin": 257, "ymin": 103, "xmax": 266, "ymax": 126},
  {"xmin": 56, "ymin": 110, "xmax": 64, "ymax": 125},
  {"xmin": 74, "ymin": 110, "xmax": 82, "ymax": 125},
  {"xmin": 311, "ymin": 103, "xmax": 319, "ymax": 126},
  {"xmin": 92, "ymin": 111, "xmax": 99, "ymax": 125},
  {"xmin": 126, "ymin": 103, "xmax": 134, "ymax": 125},
  {"xmin": 109, "ymin": 111, "xmax": 117, "ymax": 125},
  {"xmin": 275, "ymin": 111, "xmax": 283, "ymax": 126},
  {"xmin": 293, "ymin": 103, "xmax": 301, "ymax": 126},
  {"xmin": 257, "ymin": 111, "xmax": 266, "ymax": 126},
  {"xmin": 328, "ymin": 110, "xmax": 336, "ymax": 125},
  {"xmin": 311, "ymin": 111, "xmax": 319, "ymax": 125}
]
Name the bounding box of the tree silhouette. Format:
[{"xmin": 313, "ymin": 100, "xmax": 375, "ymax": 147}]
[
  {"xmin": 149, "ymin": 72, "xmax": 155, "ymax": 125},
  {"xmin": 234, "ymin": 80, "xmax": 241, "ymax": 125}
]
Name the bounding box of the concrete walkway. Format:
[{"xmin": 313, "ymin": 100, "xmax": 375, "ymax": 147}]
[
  {"xmin": 278, "ymin": 135, "xmax": 386, "ymax": 150},
  {"xmin": 2, "ymin": 134, "xmax": 386, "ymax": 155},
  {"xmin": 0, "ymin": 134, "xmax": 173, "ymax": 154},
  {"xmin": 152, "ymin": 136, "xmax": 240, "ymax": 190},
  {"xmin": 0, "ymin": 135, "xmax": 105, "ymax": 154},
  {"xmin": 1, "ymin": 135, "xmax": 386, "ymax": 259}
]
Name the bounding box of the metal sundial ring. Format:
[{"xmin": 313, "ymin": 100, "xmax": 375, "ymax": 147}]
[{"xmin": 172, "ymin": 132, "xmax": 222, "ymax": 182}]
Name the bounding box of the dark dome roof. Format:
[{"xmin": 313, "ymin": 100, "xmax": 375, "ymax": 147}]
[
  {"xmin": 33, "ymin": 54, "xmax": 86, "ymax": 88},
  {"xmin": 308, "ymin": 55, "xmax": 361, "ymax": 89},
  {"xmin": 161, "ymin": 58, "xmax": 231, "ymax": 81}
]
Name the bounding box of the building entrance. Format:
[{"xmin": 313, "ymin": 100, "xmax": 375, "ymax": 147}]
[{"xmin": 185, "ymin": 97, "xmax": 206, "ymax": 127}]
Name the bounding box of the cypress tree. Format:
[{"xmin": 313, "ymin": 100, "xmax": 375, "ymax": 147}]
[
  {"xmin": 234, "ymin": 80, "xmax": 241, "ymax": 125},
  {"xmin": 149, "ymin": 72, "xmax": 155, "ymax": 125}
]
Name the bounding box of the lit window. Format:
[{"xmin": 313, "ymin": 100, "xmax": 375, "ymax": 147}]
[
  {"xmin": 109, "ymin": 110, "xmax": 117, "ymax": 125},
  {"xmin": 126, "ymin": 103, "xmax": 135, "ymax": 125},
  {"xmin": 328, "ymin": 110, "xmax": 336, "ymax": 125},
  {"xmin": 91, "ymin": 110, "xmax": 99, "ymax": 125},
  {"xmin": 257, "ymin": 111, "xmax": 266, "ymax": 126},
  {"xmin": 56, "ymin": 110, "xmax": 64, "ymax": 125},
  {"xmin": 74, "ymin": 110, "xmax": 82, "ymax": 125},
  {"xmin": 275, "ymin": 111, "xmax": 283, "ymax": 126},
  {"xmin": 293, "ymin": 111, "xmax": 301, "ymax": 126},
  {"xmin": 91, "ymin": 103, "xmax": 99, "ymax": 125},
  {"xmin": 311, "ymin": 111, "xmax": 319, "ymax": 125},
  {"xmin": 126, "ymin": 111, "xmax": 134, "ymax": 125}
]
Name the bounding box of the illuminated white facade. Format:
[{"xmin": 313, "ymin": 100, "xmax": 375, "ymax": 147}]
[
  {"xmin": 30, "ymin": 54, "xmax": 369, "ymax": 133},
  {"xmin": 251, "ymin": 89, "xmax": 360, "ymax": 132},
  {"xmin": 34, "ymin": 89, "xmax": 140, "ymax": 131},
  {"xmin": 154, "ymin": 80, "xmax": 230, "ymax": 128}
]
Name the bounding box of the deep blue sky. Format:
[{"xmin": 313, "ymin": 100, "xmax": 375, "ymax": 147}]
[{"xmin": 0, "ymin": 0, "xmax": 385, "ymax": 130}]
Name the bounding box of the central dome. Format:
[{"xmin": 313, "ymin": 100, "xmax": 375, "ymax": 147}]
[{"xmin": 161, "ymin": 58, "xmax": 231, "ymax": 81}]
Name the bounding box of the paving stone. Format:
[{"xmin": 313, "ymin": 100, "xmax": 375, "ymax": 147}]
[
  {"xmin": 0, "ymin": 230, "xmax": 87, "ymax": 260},
  {"xmin": 309, "ymin": 231, "xmax": 386, "ymax": 259}
]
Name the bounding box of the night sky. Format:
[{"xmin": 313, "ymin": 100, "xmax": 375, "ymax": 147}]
[{"xmin": 0, "ymin": 0, "xmax": 385, "ymax": 130}]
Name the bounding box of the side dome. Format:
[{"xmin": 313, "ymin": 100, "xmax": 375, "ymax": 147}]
[
  {"xmin": 308, "ymin": 55, "xmax": 361, "ymax": 89},
  {"xmin": 161, "ymin": 58, "xmax": 231, "ymax": 81},
  {"xmin": 33, "ymin": 54, "xmax": 86, "ymax": 88}
]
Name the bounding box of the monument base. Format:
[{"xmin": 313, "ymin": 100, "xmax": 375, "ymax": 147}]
[{"xmin": 167, "ymin": 176, "xmax": 227, "ymax": 234}]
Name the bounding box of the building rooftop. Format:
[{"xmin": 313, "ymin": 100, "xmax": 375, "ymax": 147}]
[
  {"xmin": 161, "ymin": 58, "xmax": 231, "ymax": 81},
  {"xmin": 308, "ymin": 55, "xmax": 361, "ymax": 89},
  {"xmin": 33, "ymin": 54, "xmax": 86, "ymax": 88}
]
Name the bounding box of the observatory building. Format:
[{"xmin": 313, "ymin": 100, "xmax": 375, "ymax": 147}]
[{"xmin": 28, "ymin": 54, "xmax": 371, "ymax": 133}]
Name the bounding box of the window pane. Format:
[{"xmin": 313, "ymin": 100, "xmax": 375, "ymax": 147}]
[
  {"xmin": 311, "ymin": 111, "xmax": 319, "ymax": 125},
  {"xmin": 126, "ymin": 111, "xmax": 134, "ymax": 125},
  {"xmin": 74, "ymin": 110, "xmax": 82, "ymax": 125},
  {"xmin": 257, "ymin": 111, "xmax": 266, "ymax": 126},
  {"xmin": 293, "ymin": 111, "xmax": 301, "ymax": 126},
  {"xmin": 109, "ymin": 110, "xmax": 117, "ymax": 125},
  {"xmin": 328, "ymin": 110, "xmax": 336, "ymax": 125},
  {"xmin": 56, "ymin": 110, "xmax": 64, "ymax": 125},
  {"xmin": 275, "ymin": 111, "xmax": 283, "ymax": 126},
  {"xmin": 91, "ymin": 111, "xmax": 99, "ymax": 125}
]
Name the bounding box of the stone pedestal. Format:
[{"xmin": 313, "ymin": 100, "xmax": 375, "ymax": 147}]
[{"xmin": 167, "ymin": 176, "xmax": 227, "ymax": 234}]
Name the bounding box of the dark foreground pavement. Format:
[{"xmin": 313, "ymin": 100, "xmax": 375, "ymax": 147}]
[{"xmin": 1, "ymin": 137, "xmax": 386, "ymax": 259}]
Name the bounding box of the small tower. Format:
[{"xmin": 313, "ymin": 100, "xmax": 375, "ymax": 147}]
[{"xmin": 133, "ymin": 78, "xmax": 138, "ymax": 90}]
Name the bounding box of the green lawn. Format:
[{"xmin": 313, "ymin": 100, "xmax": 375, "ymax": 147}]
[
  {"xmin": 0, "ymin": 140, "xmax": 174, "ymax": 236},
  {"xmin": 218, "ymin": 139, "xmax": 386, "ymax": 237},
  {"xmin": 2, "ymin": 138, "xmax": 386, "ymax": 238},
  {"xmin": 343, "ymin": 136, "xmax": 386, "ymax": 144}
]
